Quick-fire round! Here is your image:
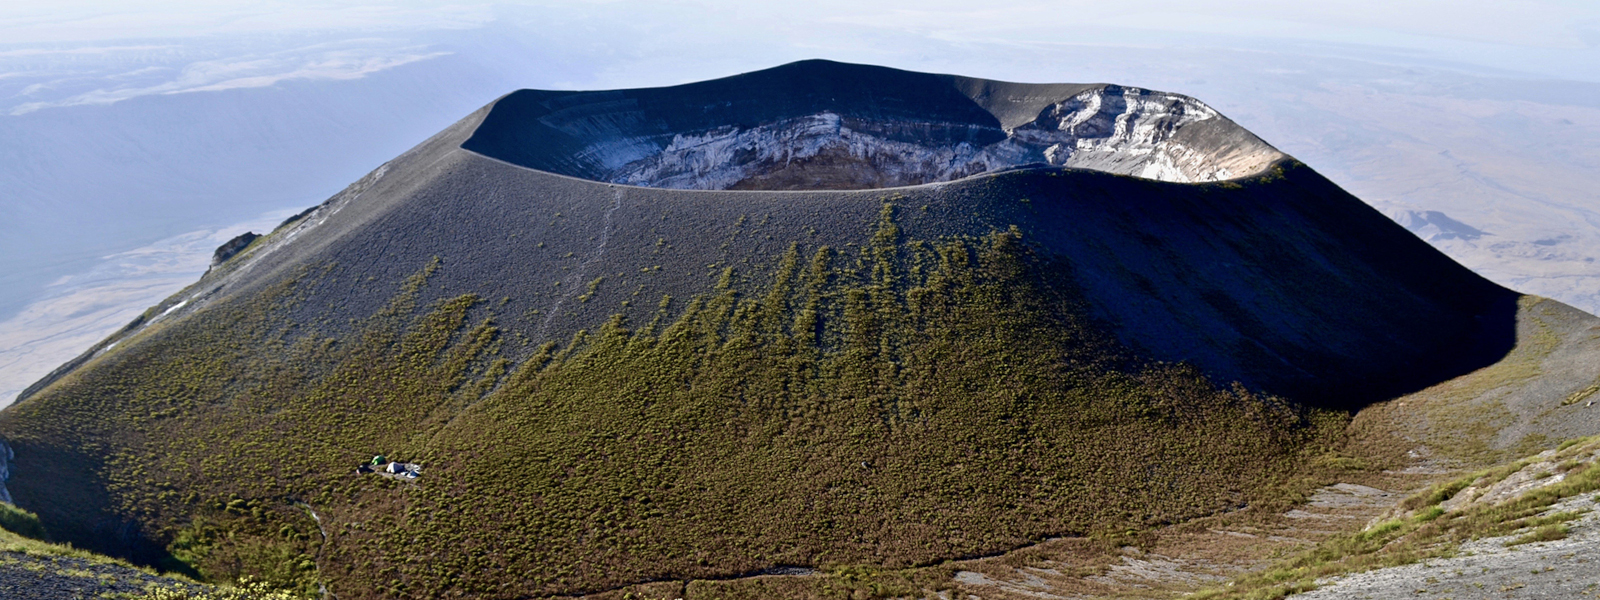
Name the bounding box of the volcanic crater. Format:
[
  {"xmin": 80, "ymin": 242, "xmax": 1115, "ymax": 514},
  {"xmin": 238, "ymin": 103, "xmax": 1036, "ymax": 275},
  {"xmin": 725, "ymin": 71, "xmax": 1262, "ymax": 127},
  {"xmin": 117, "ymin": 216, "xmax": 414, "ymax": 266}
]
[
  {"xmin": 462, "ymin": 60, "xmax": 1284, "ymax": 190},
  {"xmin": 4, "ymin": 59, "xmax": 1582, "ymax": 600}
]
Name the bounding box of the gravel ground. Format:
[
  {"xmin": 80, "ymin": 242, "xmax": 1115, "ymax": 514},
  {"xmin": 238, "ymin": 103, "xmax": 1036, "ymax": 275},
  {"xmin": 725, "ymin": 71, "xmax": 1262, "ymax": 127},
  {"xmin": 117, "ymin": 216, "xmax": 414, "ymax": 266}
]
[
  {"xmin": 0, "ymin": 551, "xmax": 204, "ymax": 600},
  {"xmin": 1297, "ymin": 493, "xmax": 1600, "ymax": 599}
]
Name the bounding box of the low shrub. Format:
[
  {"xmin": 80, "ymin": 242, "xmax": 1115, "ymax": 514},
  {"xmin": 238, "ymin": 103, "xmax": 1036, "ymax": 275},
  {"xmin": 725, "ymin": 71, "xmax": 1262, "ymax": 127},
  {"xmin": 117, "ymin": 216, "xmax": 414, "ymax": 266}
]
[{"xmin": 0, "ymin": 502, "xmax": 47, "ymax": 540}]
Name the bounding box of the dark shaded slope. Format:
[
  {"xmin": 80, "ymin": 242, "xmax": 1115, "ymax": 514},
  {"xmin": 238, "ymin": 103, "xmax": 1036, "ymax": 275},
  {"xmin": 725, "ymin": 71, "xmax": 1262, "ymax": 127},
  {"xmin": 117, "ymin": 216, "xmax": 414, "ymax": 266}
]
[{"xmin": 978, "ymin": 164, "xmax": 1517, "ymax": 407}]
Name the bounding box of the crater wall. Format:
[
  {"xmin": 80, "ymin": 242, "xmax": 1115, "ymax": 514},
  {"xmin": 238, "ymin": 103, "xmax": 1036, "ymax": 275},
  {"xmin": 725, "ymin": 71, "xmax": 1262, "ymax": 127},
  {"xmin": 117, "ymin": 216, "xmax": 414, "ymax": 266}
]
[{"xmin": 462, "ymin": 60, "xmax": 1284, "ymax": 190}]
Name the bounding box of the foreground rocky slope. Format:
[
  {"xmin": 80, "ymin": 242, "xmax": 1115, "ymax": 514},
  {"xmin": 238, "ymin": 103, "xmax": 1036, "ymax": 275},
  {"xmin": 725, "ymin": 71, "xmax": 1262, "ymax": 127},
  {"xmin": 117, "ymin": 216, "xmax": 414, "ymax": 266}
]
[{"xmin": 0, "ymin": 60, "xmax": 1592, "ymax": 599}]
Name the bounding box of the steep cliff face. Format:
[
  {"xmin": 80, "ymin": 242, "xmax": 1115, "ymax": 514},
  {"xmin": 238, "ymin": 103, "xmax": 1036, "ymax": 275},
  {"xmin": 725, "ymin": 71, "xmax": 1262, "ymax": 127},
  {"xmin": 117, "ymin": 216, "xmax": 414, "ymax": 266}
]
[
  {"xmin": 0, "ymin": 440, "xmax": 13, "ymax": 505},
  {"xmin": 602, "ymin": 85, "xmax": 1274, "ymax": 189},
  {"xmin": 1023, "ymin": 85, "xmax": 1279, "ymax": 182}
]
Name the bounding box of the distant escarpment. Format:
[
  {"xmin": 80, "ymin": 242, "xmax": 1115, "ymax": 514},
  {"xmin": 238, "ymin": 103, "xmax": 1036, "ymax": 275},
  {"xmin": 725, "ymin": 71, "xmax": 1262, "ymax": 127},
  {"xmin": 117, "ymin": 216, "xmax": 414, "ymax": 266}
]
[{"xmin": 0, "ymin": 60, "xmax": 1541, "ymax": 599}]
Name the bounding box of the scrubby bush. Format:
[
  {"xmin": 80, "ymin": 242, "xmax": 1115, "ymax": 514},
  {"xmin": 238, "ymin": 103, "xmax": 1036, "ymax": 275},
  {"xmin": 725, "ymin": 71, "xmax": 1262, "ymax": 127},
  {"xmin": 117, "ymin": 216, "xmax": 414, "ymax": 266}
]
[
  {"xmin": 142, "ymin": 577, "xmax": 299, "ymax": 600},
  {"xmin": 0, "ymin": 501, "xmax": 48, "ymax": 540}
]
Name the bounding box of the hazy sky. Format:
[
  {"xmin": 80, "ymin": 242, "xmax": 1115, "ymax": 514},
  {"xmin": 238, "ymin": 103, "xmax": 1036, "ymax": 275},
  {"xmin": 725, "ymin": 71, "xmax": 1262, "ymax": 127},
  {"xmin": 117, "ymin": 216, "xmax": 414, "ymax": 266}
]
[
  {"xmin": 7, "ymin": 0, "xmax": 1598, "ymax": 47},
  {"xmin": 4, "ymin": 1, "xmax": 1599, "ymax": 129},
  {"xmin": 4, "ymin": 1, "xmax": 1600, "ymax": 84}
]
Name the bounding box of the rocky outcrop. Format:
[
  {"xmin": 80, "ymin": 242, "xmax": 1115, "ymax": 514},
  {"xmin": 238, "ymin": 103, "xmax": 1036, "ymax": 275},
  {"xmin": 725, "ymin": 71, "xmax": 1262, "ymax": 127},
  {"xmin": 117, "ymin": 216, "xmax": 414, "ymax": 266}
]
[
  {"xmin": 601, "ymin": 86, "xmax": 1276, "ymax": 190},
  {"xmin": 209, "ymin": 232, "xmax": 259, "ymax": 268},
  {"xmin": 0, "ymin": 439, "xmax": 13, "ymax": 505},
  {"xmin": 1391, "ymin": 210, "xmax": 1487, "ymax": 242}
]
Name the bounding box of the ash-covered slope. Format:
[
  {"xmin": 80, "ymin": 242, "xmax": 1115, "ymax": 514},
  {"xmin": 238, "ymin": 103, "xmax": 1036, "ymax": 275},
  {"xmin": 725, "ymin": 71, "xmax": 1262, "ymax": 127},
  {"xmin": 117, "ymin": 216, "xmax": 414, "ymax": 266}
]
[
  {"xmin": 0, "ymin": 60, "xmax": 1569, "ymax": 599},
  {"xmin": 35, "ymin": 60, "xmax": 1504, "ymax": 407},
  {"xmin": 18, "ymin": 60, "xmax": 1499, "ymax": 407}
]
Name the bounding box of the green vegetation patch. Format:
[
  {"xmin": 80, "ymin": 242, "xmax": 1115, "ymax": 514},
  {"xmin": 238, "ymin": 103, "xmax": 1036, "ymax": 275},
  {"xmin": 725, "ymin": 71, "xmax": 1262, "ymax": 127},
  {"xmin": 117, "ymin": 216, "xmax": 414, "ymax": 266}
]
[
  {"xmin": 390, "ymin": 208, "xmax": 1341, "ymax": 596},
  {"xmin": 139, "ymin": 577, "xmax": 300, "ymax": 600},
  {"xmin": 0, "ymin": 502, "xmax": 47, "ymax": 541},
  {"xmin": 0, "ymin": 207, "xmax": 1342, "ymax": 599},
  {"xmin": 1196, "ymin": 437, "xmax": 1600, "ymax": 600}
]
